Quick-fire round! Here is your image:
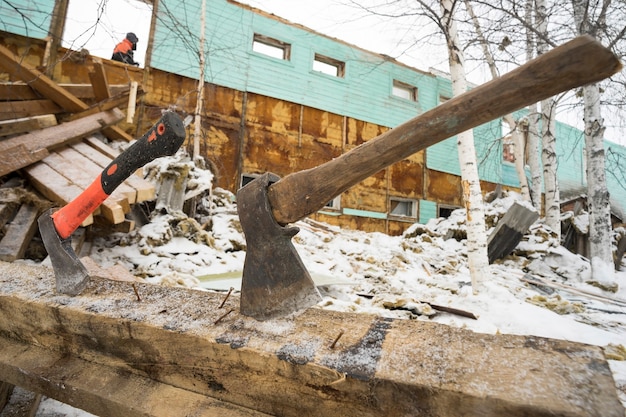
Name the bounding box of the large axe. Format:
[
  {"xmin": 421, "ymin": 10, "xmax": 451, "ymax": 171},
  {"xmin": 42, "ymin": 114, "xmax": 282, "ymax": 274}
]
[{"xmin": 237, "ymin": 35, "xmax": 622, "ymax": 320}]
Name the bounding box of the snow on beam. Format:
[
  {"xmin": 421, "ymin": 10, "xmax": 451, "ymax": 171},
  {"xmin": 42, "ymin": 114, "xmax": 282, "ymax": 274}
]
[{"xmin": 0, "ymin": 261, "xmax": 622, "ymax": 417}]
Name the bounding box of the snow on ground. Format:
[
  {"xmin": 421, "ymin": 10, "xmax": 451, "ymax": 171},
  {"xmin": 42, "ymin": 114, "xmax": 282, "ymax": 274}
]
[{"xmin": 28, "ymin": 153, "xmax": 626, "ymax": 415}]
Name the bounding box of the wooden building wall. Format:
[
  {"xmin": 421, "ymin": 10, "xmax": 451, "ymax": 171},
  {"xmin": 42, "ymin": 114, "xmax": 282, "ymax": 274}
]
[{"xmin": 1, "ymin": 0, "xmax": 625, "ymax": 233}]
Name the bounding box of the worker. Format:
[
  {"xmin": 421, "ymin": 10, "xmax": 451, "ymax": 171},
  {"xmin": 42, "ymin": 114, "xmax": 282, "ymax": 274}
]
[{"xmin": 112, "ymin": 32, "xmax": 139, "ymax": 66}]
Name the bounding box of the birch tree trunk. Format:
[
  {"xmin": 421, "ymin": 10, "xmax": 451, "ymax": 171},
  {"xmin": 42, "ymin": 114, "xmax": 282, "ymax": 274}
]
[
  {"xmin": 193, "ymin": 0, "xmax": 207, "ymax": 163},
  {"xmin": 441, "ymin": 0, "xmax": 489, "ymax": 293},
  {"xmin": 536, "ymin": 0, "xmax": 560, "ymax": 239},
  {"xmin": 464, "ymin": 0, "xmax": 530, "ymax": 202},
  {"xmin": 524, "ymin": 0, "xmax": 542, "ymax": 211},
  {"xmin": 572, "ymin": 0, "xmax": 617, "ymax": 288}
]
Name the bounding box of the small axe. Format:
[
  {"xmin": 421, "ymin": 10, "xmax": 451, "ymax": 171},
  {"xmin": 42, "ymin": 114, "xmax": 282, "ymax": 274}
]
[
  {"xmin": 38, "ymin": 112, "xmax": 186, "ymax": 295},
  {"xmin": 237, "ymin": 35, "xmax": 622, "ymax": 320}
]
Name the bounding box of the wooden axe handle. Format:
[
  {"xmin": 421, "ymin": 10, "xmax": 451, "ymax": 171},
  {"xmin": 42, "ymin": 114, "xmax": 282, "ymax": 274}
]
[{"xmin": 267, "ymin": 35, "xmax": 622, "ymax": 225}]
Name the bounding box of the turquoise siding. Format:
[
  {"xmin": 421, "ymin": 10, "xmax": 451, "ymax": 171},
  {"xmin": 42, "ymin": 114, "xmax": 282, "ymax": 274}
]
[
  {"xmin": 151, "ymin": 0, "xmax": 437, "ymax": 127},
  {"xmin": 0, "ymin": 0, "xmax": 53, "ymax": 39},
  {"xmin": 419, "ymin": 199, "xmax": 438, "ymax": 224}
]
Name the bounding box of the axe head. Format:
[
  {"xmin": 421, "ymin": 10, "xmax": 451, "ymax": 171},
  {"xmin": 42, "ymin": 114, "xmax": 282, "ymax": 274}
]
[
  {"xmin": 237, "ymin": 173, "xmax": 322, "ymax": 320},
  {"xmin": 38, "ymin": 208, "xmax": 89, "ymax": 295}
]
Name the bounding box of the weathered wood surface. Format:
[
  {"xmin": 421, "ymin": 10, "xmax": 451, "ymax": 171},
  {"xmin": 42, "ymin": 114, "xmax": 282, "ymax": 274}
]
[
  {"xmin": 0, "ymin": 114, "xmax": 57, "ymax": 137},
  {"xmin": 0, "ymin": 262, "xmax": 621, "ymax": 417},
  {"xmin": 0, "ymin": 99, "xmax": 63, "ymax": 121},
  {"xmin": 487, "ymin": 201, "xmax": 539, "ymax": 263},
  {"xmin": 22, "ymin": 163, "xmax": 95, "ymax": 226},
  {"xmin": 0, "ymin": 204, "xmax": 39, "ymax": 262},
  {"xmin": 0, "ymin": 82, "xmax": 130, "ymax": 101},
  {"xmin": 0, "ymin": 44, "xmax": 132, "ymax": 142},
  {"xmin": 0, "ymin": 108, "xmax": 125, "ymax": 177}
]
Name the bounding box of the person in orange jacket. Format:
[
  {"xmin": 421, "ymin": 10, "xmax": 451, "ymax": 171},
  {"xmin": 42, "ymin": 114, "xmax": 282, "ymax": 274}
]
[{"xmin": 112, "ymin": 32, "xmax": 139, "ymax": 66}]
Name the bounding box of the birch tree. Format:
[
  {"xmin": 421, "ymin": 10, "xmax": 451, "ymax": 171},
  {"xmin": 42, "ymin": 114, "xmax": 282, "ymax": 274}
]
[
  {"xmin": 535, "ymin": 0, "xmax": 561, "ymax": 240},
  {"xmin": 464, "ymin": 0, "xmax": 530, "ymax": 203},
  {"xmin": 441, "ymin": 0, "xmax": 490, "ymax": 292},
  {"xmin": 572, "ymin": 0, "xmax": 617, "ymax": 289}
]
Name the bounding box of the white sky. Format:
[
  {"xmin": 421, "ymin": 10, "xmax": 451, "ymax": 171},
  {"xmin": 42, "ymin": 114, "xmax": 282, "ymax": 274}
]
[{"xmin": 62, "ymin": 0, "xmax": 152, "ymax": 66}]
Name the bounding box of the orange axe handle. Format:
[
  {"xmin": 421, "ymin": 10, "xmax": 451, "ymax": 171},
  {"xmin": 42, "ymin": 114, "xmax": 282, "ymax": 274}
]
[
  {"xmin": 266, "ymin": 35, "xmax": 622, "ymax": 225},
  {"xmin": 51, "ymin": 112, "xmax": 186, "ymax": 239}
]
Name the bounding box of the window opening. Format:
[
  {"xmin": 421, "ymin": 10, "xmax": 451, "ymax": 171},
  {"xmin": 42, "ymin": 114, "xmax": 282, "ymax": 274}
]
[
  {"xmin": 313, "ymin": 53, "xmax": 345, "ymax": 77},
  {"xmin": 392, "ymin": 80, "xmax": 417, "ymax": 101},
  {"xmin": 252, "ymin": 34, "xmax": 291, "ymax": 60},
  {"xmin": 389, "ymin": 198, "xmax": 417, "ymax": 218},
  {"xmin": 438, "ymin": 205, "xmax": 458, "ymax": 219}
]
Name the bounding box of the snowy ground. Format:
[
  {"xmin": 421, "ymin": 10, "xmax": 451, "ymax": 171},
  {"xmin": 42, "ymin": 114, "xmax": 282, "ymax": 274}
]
[{"xmin": 15, "ymin": 153, "xmax": 626, "ymax": 416}]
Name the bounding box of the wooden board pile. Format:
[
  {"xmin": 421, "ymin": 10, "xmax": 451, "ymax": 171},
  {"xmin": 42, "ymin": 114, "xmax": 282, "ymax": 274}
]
[{"xmin": 0, "ymin": 44, "xmax": 155, "ymax": 262}]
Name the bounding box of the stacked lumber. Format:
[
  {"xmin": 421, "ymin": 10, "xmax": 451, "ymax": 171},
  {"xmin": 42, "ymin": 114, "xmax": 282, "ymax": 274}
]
[{"xmin": 0, "ymin": 44, "xmax": 156, "ymax": 263}]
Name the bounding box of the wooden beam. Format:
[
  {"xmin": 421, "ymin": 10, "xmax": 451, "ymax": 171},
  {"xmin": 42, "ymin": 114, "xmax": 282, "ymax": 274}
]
[
  {"xmin": 0, "ymin": 109, "xmax": 124, "ymax": 177},
  {"xmin": 0, "ymin": 44, "xmax": 87, "ymax": 112},
  {"xmin": 62, "ymin": 90, "xmax": 145, "ymax": 123},
  {"xmin": 0, "ymin": 99, "xmax": 63, "ymax": 121},
  {"xmin": 71, "ymin": 141, "xmax": 155, "ymax": 202},
  {"xmin": 0, "ymin": 145, "xmax": 49, "ymax": 178},
  {"xmin": 0, "ymin": 44, "xmax": 133, "ymax": 142},
  {"xmin": 0, "ymin": 114, "xmax": 58, "ymax": 137},
  {"xmin": 0, "ymin": 338, "xmax": 272, "ymax": 417},
  {"xmin": 0, "ymin": 108, "xmax": 124, "ymax": 154},
  {"xmin": 89, "ymin": 60, "xmax": 112, "ymax": 100},
  {"xmin": 57, "ymin": 146, "xmax": 137, "ymax": 204},
  {"xmin": 40, "ymin": 152, "xmax": 126, "ymax": 224},
  {"xmin": 0, "ymin": 204, "xmax": 39, "ymax": 261},
  {"xmin": 0, "ymin": 263, "xmax": 621, "ymax": 417},
  {"xmin": 0, "ymin": 82, "xmax": 130, "ymax": 100},
  {"xmin": 0, "ymin": 381, "xmax": 14, "ymax": 412},
  {"xmin": 22, "ymin": 163, "xmax": 94, "ymax": 226}
]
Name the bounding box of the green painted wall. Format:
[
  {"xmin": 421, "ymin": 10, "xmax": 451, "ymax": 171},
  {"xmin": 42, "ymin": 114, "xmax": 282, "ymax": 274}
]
[{"xmin": 0, "ymin": 0, "xmax": 53, "ymax": 39}]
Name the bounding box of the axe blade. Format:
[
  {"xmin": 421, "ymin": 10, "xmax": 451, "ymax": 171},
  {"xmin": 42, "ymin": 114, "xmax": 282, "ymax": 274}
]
[
  {"xmin": 38, "ymin": 208, "xmax": 89, "ymax": 295},
  {"xmin": 237, "ymin": 173, "xmax": 321, "ymax": 320}
]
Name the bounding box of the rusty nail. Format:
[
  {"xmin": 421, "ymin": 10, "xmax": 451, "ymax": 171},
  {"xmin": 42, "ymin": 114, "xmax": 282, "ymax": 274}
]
[
  {"xmin": 219, "ymin": 287, "xmax": 234, "ymax": 309},
  {"xmin": 330, "ymin": 329, "xmax": 345, "ymax": 349},
  {"xmin": 214, "ymin": 308, "xmax": 235, "ymax": 325}
]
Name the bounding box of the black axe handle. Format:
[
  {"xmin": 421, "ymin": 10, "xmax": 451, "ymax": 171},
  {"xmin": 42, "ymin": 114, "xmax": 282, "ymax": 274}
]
[
  {"xmin": 266, "ymin": 35, "xmax": 622, "ymax": 225},
  {"xmin": 50, "ymin": 111, "xmax": 186, "ymax": 239}
]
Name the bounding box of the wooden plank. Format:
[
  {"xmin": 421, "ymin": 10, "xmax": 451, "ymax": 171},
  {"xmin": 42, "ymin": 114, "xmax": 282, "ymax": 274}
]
[
  {"xmin": 0, "ymin": 44, "xmax": 133, "ymax": 142},
  {"xmin": 0, "ymin": 99, "xmax": 63, "ymax": 121},
  {"xmin": 0, "ymin": 381, "xmax": 14, "ymax": 412},
  {"xmin": 41, "ymin": 152, "xmax": 127, "ymax": 224},
  {"xmin": 0, "ymin": 144, "xmax": 49, "ymax": 177},
  {"xmin": 22, "ymin": 163, "xmax": 94, "ymax": 226},
  {"xmin": 89, "ymin": 60, "xmax": 112, "ymax": 100},
  {"xmin": 71, "ymin": 141, "xmax": 155, "ymax": 202},
  {"xmin": 0, "ymin": 82, "xmax": 129, "ymax": 100},
  {"xmin": 84, "ymin": 136, "xmax": 120, "ymax": 158},
  {"xmin": 0, "ymin": 204, "xmax": 39, "ymax": 261},
  {"xmin": 0, "ymin": 82, "xmax": 38, "ymax": 100},
  {"xmin": 57, "ymin": 146, "xmax": 137, "ymax": 204},
  {"xmin": 0, "ymin": 337, "xmax": 273, "ymax": 417},
  {"xmin": 0, "ymin": 114, "xmax": 57, "ymax": 137},
  {"xmin": 0, "ymin": 44, "xmax": 88, "ymax": 113},
  {"xmin": 0, "ymin": 263, "xmax": 621, "ymax": 417},
  {"xmin": 487, "ymin": 201, "xmax": 539, "ymax": 263},
  {"xmin": 0, "ymin": 108, "xmax": 125, "ymax": 154},
  {"xmin": 0, "ymin": 204, "xmax": 17, "ymax": 230},
  {"xmin": 62, "ymin": 93, "xmax": 139, "ymax": 123}
]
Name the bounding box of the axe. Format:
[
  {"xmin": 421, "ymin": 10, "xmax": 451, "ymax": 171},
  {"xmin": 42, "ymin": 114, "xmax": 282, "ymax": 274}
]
[
  {"xmin": 237, "ymin": 35, "xmax": 622, "ymax": 320},
  {"xmin": 38, "ymin": 112, "xmax": 186, "ymax": 295}
]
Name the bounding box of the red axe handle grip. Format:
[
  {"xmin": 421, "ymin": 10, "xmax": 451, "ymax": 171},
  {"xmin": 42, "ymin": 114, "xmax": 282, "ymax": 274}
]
[
  {"xmin": 51, "ymin": 112, "xmax": 186, "ymax": 239},
  {"xmin": 266, "ymin": 35, "xmax": 622, "ymax": 225}
]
